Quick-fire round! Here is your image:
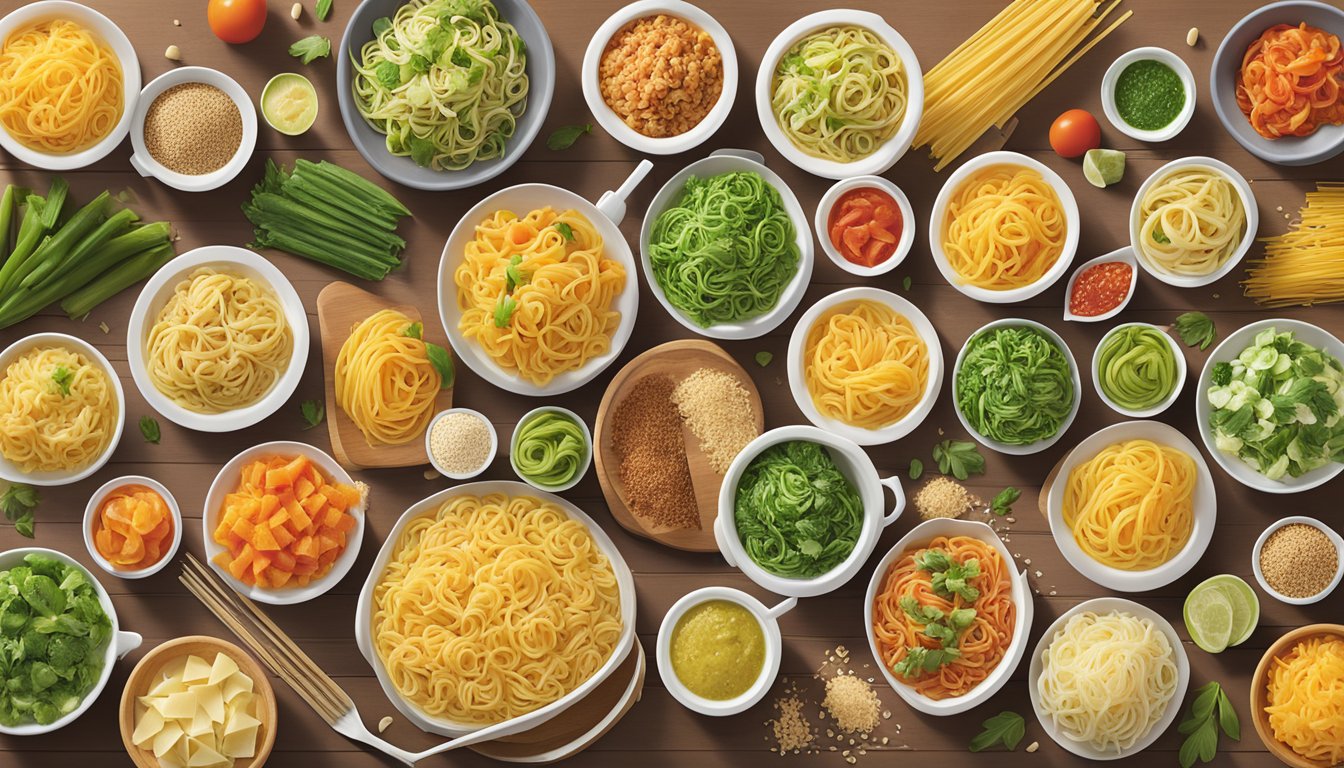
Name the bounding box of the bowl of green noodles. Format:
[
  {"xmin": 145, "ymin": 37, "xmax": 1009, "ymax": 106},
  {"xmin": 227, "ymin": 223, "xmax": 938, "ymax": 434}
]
[
  {"xmin": 952, "ymin": 319, "xmax": 1081, "ymax": 456},
  {"xmin": 1091, "ymin": 323, "xmax": 1186, "ymax": 419},
  {"xmin": 755, "ymin": 10, "xmax": 924, "ymax": 179},
  {"xmin": 509, "ymin": 406, "xmax": 592, "ymax": 492},
  {"xmin": 639, "ymin": 149, "xmax": 814, "ymax": 340},
  {"xmin": 336, "ymin": 0, "xmax": 554, "ymax": 190},
  {"xmin": 714, "ymin": 425, "xmax": 907, "ymax": 598}
]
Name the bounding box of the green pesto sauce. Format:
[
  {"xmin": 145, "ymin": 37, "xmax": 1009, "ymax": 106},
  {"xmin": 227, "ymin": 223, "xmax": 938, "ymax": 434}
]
[
  {"xmin": 1115, "ymin": 59, "xmax": 1185, "ymax": 131},
  {"xmin": 670, "ymin": 600, "xmax": 765, "ymax": 701}
]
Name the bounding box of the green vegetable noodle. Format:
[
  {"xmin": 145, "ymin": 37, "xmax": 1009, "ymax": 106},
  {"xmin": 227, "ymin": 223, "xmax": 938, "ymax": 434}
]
[
  {"xmin": 734, "ymin": 440, "xmax": 862, "ymax": 578},
  {"xmin": 0, "ymin": 554, "xmax": 112, "ymax": 726},
  {"xmin": 1097, "ymin": 325, "xmax": 1179, "ymax": 411},
  {"xmin": 649, "ymin": 171, "xmax": 799, "ymax": 327},
  {"xmin": 512, "ymin": 410, "xmax": 588, "ymax": 488},
  {"xmin": 955, "ymin": 326, "xmax": 1074, "ymax": 446}
]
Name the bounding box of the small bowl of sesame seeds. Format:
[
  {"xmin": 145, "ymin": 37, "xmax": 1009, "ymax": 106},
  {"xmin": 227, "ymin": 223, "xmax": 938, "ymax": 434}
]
[
  {"xmin": 425, "ymin": 408, "xmax": 498, "ymax": 480},
  {"xmin": 1252, "ymin": 516, "xmax": 1344, "ymax": 605},
  {"xmin": 128, "ymin": 66, "xmax": 257, "ymax": 192}
]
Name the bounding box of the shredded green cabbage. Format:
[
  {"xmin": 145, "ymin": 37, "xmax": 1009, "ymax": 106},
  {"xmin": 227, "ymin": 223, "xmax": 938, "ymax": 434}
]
[{"xmin": 955, "ymin": 326, "xmax": 1074, "ymax": 445}]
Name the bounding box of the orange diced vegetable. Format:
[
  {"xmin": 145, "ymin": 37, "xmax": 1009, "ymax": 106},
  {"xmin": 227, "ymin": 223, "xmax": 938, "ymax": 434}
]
[{"xmin": 91, "ymin": 484, "xmax": 174, "ymax": 572}]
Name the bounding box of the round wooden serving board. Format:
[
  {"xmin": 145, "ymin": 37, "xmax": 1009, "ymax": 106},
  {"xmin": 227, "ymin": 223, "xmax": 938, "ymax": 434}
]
[{"xmin": 593, "ymin": 339, "xmax": 764, "ymax": 552}]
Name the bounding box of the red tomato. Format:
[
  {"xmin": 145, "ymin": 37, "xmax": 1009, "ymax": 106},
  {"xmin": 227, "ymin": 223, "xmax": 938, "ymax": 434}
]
[
  {"xmin": 1049, "ymin": 109, "xmax": 1102, "ymax": 158},
  {"xmin": 208, "ymin": 0, "xmax": 267, "ymax": 44}
]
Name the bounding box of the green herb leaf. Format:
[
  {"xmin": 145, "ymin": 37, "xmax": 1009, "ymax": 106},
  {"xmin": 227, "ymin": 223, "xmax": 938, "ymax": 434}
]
[
  {"xmin": 933, "ymin": 439, "xmax": 985, "ymax": 481},
  {"xmin": 909, "ymin": 458, "xmax": 923, "ymax": 480},
  {"xmin": 1216, "ymin": 688, "xmax": 1240, "ymax": 741},
  {"xmin": 300, "ymin": 400, "xmax": 325, "ymax": 430},
  {"xmin": 50, "ymin": 366, "xmax": 72, "ymax": 397},
  {"xmin": 408, "ymin": 136, "xmax": 436, "ymax": 167},
  {"xmin": 13, "ymin": 511, "xmax": 34, "ymax": 538},
  {"xmin": 902, "ymin": 275, "xmax": 912, "ymax": 291},
  {"xmin": 990, "ymin": 486, "xmax": 1020, "ymax": 516},
  {"xmin": 1179, "ymin": 681, "xmax": 1233, "ymax": 767},
  {"xmin": 546, "ymin": 123, "xmax": 592, "ymax": 151},
  {"xmin": 554, "ymin": 222, "xmax": 575, "ymax": 241},
  {"xmin": 315, "ymin": 0, "xmax": 333, "ymax": 21},
  {"xmin": 969, "ymin": 711, "xmax": 1025, "ymax": 752},
  {"xmin": 409, "ymin": 53, "xmax": 431, "ymax": 74},
  {"xmin": 402, "ymin": 321, "xmax": 423, "ymax": 339},
  {"xmin": 425, "ymin": 342, "xmax": 454, "ymax": 388},
  {"xmin": 493, "ymin": 295, "xmax": 518, "ymax": 327},
  {"xmin": 1, "ymin": 484, "xmax": 38, "ymax": 524},
  {"xmin": 372, "ymin": 16, "xmax": 392, "ymax": 36},
  {"xmin": 754, "ymin": 351, "xmax": 773, "ymax": 367},
  {"xmin": 1152, "ymin": 225, "xmax": 1171, "ymax": 245},
  {"xmin": 1174, "ymin": 312, "xmax": 1217, "ymax": 351},
  {"xmin": 375, "ymin": 59, "xmax": 400, "ymax": 89},
  {"xmin": 139, "ymin": 415, "xmax": 160, "ymax": 444},
  {"xmin": 288, "ymin": 35, "xmax": 332, "ymax": 64}
]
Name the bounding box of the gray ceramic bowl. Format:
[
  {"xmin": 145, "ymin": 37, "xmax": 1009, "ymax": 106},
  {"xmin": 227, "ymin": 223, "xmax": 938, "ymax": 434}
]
[
  {"xmin": 335, "ymin": 0, "xmax": 555, "ymax": 190},
  {"xmin": 1210, "ymin": 1, "xmax": 1344, "ymax": 166}
]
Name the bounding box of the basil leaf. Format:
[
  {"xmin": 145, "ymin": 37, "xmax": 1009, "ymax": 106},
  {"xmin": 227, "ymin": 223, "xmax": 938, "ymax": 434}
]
[
  {"xmin": 300, "ymin": 400, "xmax": 325, "ymax": 430},
  {"xmin": 50, "ymin": 366, "xmax": 72, "ymax": 397},
  {"xmin": 546, "ymin": 123, "xmax": 592, "ymax": 151},
  {"xmin": 493, "ymin": 295, "xmax": 517, "ymax": 327},
  {"xmin": 754, "ymin": 350, "xmax": 773, "ymax": 367},
  {"xmin": 13, "ymin": 510, "xmax": 34, "ymax": 538},
  {"xmin": 409, "ymin": 136, "xmax": 436, "ymax": 167},
  {"xmin": 554, "ymin": 222, "xmax": 575, "ymax": 241},
  {"xmin": 990, "ymin": 486, "xmax": 1020, "ymax": 515},
  {"xmin": 139, "ymin": 415, "xmax": 161, "ymax": 444},
  {"xmin": 969, "ymin": 711, "xmax": 1025, "ymax": 752},
  {"xmin": 372, "ymin": 17, "xmax": 392, "ymax": 37},
  {"xmin": 402, "ymin": 321, "xmax": 423, "ymax": 339},
  {"xmin": 375, "ymin": 60, "xmax": 400, "ymax": 89},
  {"xmin": 1216, "ymin": 688, "xmax": 1240, "ymax": 741},
  {"xmin": 425, "ymin": 343, "xmax": 454, "ymax": 388},
  {"xmin": 909, "ymin": 458, "xmax": 923, "ymax": 479}
]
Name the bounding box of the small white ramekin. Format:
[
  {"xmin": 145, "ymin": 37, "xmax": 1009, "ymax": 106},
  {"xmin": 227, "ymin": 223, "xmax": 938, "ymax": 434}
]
[
  {"xmin": 1062, "ymin": 247, "xmax": 1139, "ymax": 323},
  {"xmin": 813, "ymin": 176, "xmax": 915, "ymax": 278},
  {"xmin": 82, "ymin": 475, "xmax": 182, "ymax": 580},
  {"xmin": 509, "ymin": 406, "xmax": 592, "ymax": 493},
  {"xmin": 129, "ymin": 66, "xmax": 258, "ymax": 192},
  {"xmin": 1101, "ymin": 47, "xmax": 1196, "ymax": 143},
  {"xmin": 1091, "ymin": 322, "xmax": 1187, "ymax": 419},
  {"xmin": 426, "ymin": 408, "xmax": 499, "ymax": 480},
  {"xmin": 1252, "ymin": 516, "xmax": 1344, "ymax": 606}
]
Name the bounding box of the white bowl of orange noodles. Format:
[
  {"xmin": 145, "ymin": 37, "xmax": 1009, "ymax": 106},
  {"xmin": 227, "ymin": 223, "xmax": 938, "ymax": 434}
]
[
  {"xmin": 864, "ymin": 518, "xmax": 1032, "ymax": 716},
  {"xmin": 928, "ymin": 150, "xmax": 1080, "ymax": 304},
  {"xmin": 354, "ymin": 480, "xmax": 637, "ymax": 738},
  {"xmin": 1046, "ymin": 420, "xmax": 1217, "ymax": 593},
  {"xmin": 0, "ymin": 1, "xmax": 140, "ymax": 170}
]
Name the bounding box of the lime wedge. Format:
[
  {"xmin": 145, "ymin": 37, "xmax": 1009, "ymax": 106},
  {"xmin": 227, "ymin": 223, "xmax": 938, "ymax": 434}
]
[
  {"xmin": 1083, "ymin": 148, "xmax": 1126, "ymax": 188},
  {"xmin": 261, "ymin": 73, "xmax": 318, "ymax": 136},
  {"xmin": 1183, "ymin": 582, "xmax": 1235, "ymax": 653},
  {"xmin": 1190, "ymin": 574, "xmax": 1260, "ymax": 646}
]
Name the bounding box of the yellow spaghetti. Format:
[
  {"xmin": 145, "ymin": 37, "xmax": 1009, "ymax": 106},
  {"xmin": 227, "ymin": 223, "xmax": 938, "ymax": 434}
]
[
  {"xmin": 1063, "ymin": 439, "xmax": 1196, "ymax": 572},
  {"xmin": 941, "ymin": 165, "xmax": 1067, "ymax": 291},
  {"xmin": 1137, "ymin": 167, "xmax": 1247, "ymax": 278},
  {"xmin": 371, "ymin": 492, "xmax": 623, "ymax": 725},
  {"xmin": 145, "ymin": 269, "xmax": 292, "ymax": 414},
  {"xmin": 1265, "ymin": 634, "xmax": 1344, "ymax": 765},
  {"xmin": 455, "ymin": 207, "xmax": 625, "ymax": 386},
  {"xmin": 0, "ymin": 345, "xmax": 117, "ymax": 473},
  {"xmin": 0, "ymin": 19, "xmax": 123, "ymax": 154},
  {"xmin": 335, "ymin": 309, "xmax": 440, "ymax": 447},
  {"xmin": 803, "ymin": 299, "xmax": 929, "ymax": 429},
  {"xmin": 1244, "ymin": 183, "xmax": 1344, "ymax": 307}
]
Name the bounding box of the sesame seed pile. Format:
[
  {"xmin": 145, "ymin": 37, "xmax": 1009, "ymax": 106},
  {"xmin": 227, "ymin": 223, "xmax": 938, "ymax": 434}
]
[
  {"xmin": 144, "ymin": 82, "xmax": 242, "ymax": 175},
  {"xmin": 671, "ymin": 367, "xmax": 759, "ymax": 474},
  {"xmin": 428, "ymin": 412, "xmax": 492, "ymax": 475},
  {"xmin": 768, "ymin": 686, "xmax": 815, "ymax": 754},
  {"xmin": 914, "ymin": 476, "xmax": 979, "ymax": 520},
  {"xmin": 822, "ymin": 673, "xmax": 881, "ymax": 735},
  {"xmin": 610, "ymin": 374, "xmax": 699, "ymax": 530},
  {"xmin": 1259, "ymin": 523, "xmax": 1338, "ymax": 598}
]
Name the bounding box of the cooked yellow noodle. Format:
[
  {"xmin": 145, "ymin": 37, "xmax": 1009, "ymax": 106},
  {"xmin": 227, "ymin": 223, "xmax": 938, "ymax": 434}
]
[
  {"xmin": 335, "ymin": 309, "xmax": 440, "ymax": 447},
  {"xmin": 803, "ymin": 300, "xmax": 929, "ymax": 429},
  {"xmin": 1137, "ymin": 168, "xmax": 1247, "ymax": 277},
  {"xmin": 1063, "ymin": 439, "xmax": 1196, "ymax": 572},
  {"xmin": 145, "ymin": 269, "xmax": 292, "ymax": 414},
  {"xmin": 371, "ymin": 492, "xmax": 622, "ymax": 725},
  {"xmin": 0, "ymin": 19, "xmax": 123, "ymax": 154},
  {"xmin": 942, "ymin": 165, "xmax": 1066, "ymax": 290},
  {"xmin": 0, "ymin": 345, "xmax": 116, "ymax": 473},
  {"xmin": 455, "ymin": 207, "xmax": 624, "ymax": 386}
]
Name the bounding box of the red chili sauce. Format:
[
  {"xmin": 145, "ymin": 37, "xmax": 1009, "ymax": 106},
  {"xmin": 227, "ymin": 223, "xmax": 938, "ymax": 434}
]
[
  {"xmin": 1069, "ymin": 261, "xmax": 1133, "ymax": 317},
  {"xmin": 827, "ymin": 187, "xmax": 903, "ymax": 268}
]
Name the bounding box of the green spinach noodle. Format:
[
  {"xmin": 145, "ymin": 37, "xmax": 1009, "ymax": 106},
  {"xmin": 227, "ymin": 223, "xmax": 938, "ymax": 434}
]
[
  {"xmin": 648, "ymin": 171, "xmax": 800, "ymax": 327},
  {"xmin": 351, "ymin": 0, "xmax": 528, "ymax": 172},
  {"xmin": 512, "ymin": 409, "xmax": 587, "ymax": 488},
  {"xmin": 1096, "ymin": 325, "xmax": 1178, "ymax": 411},
  {"xmin": 734, "ymin": 440, "xmax": 862, "ymax": 579},
  {"xmin": 955, "ymin": 325, "xmax": 1074, "ymax": 445}
]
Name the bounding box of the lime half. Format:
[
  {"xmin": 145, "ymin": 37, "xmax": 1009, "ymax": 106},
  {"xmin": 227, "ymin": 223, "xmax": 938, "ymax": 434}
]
[
  {"xmin": 261, "ymin": 73, "xmax": 318, "ymax": 136},
  {"xmin": 1189, "ymin": 574, "xmax": 1260, "ymax": 646},
  {"xmin": 1083, "ymin": 148, "xmax": 1126, "ymax": 188},
  {"xmin": 1183, "ymin": 580, "xmax": 1236, "ymax": 653}
]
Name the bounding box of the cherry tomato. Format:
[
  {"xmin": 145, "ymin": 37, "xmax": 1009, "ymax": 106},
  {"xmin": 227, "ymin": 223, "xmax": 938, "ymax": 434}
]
[
  {"xmin": 208, "ymin": 0, "xmax": 267, "ymax": 44},
  {"xmin": 1049, "ymin": 109, "xmax": 1102, "ymax": 158}
]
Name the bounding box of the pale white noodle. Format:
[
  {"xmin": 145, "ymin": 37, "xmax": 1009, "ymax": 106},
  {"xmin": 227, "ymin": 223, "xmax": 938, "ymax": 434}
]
[{"xmin": 1136, "ymin": 167, "xmax": 1247, "ymax": 277}]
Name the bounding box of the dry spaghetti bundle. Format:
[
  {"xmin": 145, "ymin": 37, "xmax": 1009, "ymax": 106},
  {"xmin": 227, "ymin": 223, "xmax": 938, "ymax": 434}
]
[{"xmin": 1244, "ymin": 183, "xmax": 1344, "ymax": 307}]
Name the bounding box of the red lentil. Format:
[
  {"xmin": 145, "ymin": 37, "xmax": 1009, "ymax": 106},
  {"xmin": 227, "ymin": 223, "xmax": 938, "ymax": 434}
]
[{"xmin": 1069, "ymin": 261, "xmax": 1132, "ymax": 316}]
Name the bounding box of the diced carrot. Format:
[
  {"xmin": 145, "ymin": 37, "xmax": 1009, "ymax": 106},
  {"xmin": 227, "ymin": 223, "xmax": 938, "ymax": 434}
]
[
  {"xmin": 252, "ymin": 551, "xmax": 273, "ymax": 576},
  {"xmin": 247, "ymin": 462, "xmax": 266, "ymax": 488},
  {"xmin": 273, "ymin": 551, "xmax": 296, "ymax": 573},
  {"xmin": 225, "ymin": 533, "xmax": 246, "ymax": 555},
  {"xmin": 259, "ymin": 494, "xmax": 281, "ymax": 518},
  {"xmin": 268, "ymin": 507, "xmax": 291, "ymax": 530},
  {"xmin": 271, "ymin": 525, "xmax": 295, "ymax": 549},
  {"xmin": 317, "ymin": 532, "xmax": 340, "ymax": 555},
  {"xmin": 293, "ymin": 559, "xmax": 318, "ymax": 576},
  {"xmin": 334, "ymin": 513, "xmax": 356, "ymax": 534},
  {"xmin": 293, "ymin": 535, "xmax": 317, "ymax": 560},
  {"xmin": 301, "ymin": 492, "xmax": 329, "ymax": 516},
  {"xmin": 269, "ymin": 570, "xmax": 292, "ymax": 588},
  {"xmin": 288, "ymin": 504, "xmax": 313, "ymax": 534},
  {"xmin": 295, "ymin": 477, "xmax": 315, "ymax": 499},
  {"xmin": 252, "ymin": 523, "xmax": 280, "ymax": 551},
  {"xmin": 230, "ymin": 517, "xmax": 255, "ymax": 541},
  {"xmin": 266, "ymin": 455, "xmax": 308, "ymax": 489},
  {"xmin": 227, "ymin": 553, "xmax": 250, "ymax": 581},
  {"xmin": 321, "ymin": 507, "xmax": 343, "ymax": 530}
]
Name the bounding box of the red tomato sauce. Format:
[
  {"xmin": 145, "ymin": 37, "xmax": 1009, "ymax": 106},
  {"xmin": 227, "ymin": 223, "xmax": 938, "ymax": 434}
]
[
  {"xmin": 1069, "ymin": 261, "xmax": 1133, "ymax": 316},
  {"xmin": 827, "ymin": 188, "xmax": 903, "ymax": 268}
]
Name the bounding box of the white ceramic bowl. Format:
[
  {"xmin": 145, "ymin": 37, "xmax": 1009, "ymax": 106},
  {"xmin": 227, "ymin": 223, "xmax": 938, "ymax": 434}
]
[
  {"xmin": 128, "ymin": 66, "xmax": 258, "ymax": 192},
  {"xmin": 82, "ymin": 475, "xmax": 182, "ymax": 580},
  {"xmin": 438, "ymin": 162, "xmax": 650, "ymax": 396},
  {"xmin": 928, "ymin": 151, "xmax": 1080, "ymax": 304},
  {"xmin": 656, "ymin": 587, "xmax": 795, "ymax": 716},
  {"xmin": 952, "ymin": 318, "xmax": 1082, "ymax": 456},
  {"xmin": 126, "ymin": 245, "xmax": 310, "ymax": 432},
  {"xmin": 863, "ymin": 518, "xmax": 1033, "ymax": 716},
  {"xmin": 425, "ymin": 407, "xmax": 498, "ymax": 481},
  {"xmin": 1046, "ymin": 420, "xmax": 1217, "ymax": 592},
  {"xmin": 1129, "ymin": 156, "xmax": 1258, "ymax": 288},
  {"xmin": 1252, "ymin": 516, "xmax": 1344, "ymax": 605},
  {"xmin": 202, "ymin": 441, "xmax": 366, "ymax": 605},
  {"xmin": 813, "ymin": 176, "xmax": 916, "ymax": 277},
  {"xmin": 509, "ymin": 406, "xmax": 592, "ymax": 493},
  {"xmin": 714, "ymin": 425, "xmax": 906, "ymax": 598},
  {"xmin": 1062, "ymin": 247, "xmax": 1139, "ymax": 323},
  {"xmin": 1091, "ymin": 322, "xmax": 1187, "ymax": 418},
  {"xmin": 754, "ymin": 10, "xmax": 923, "ymax": 179},
  {"xmin": 1195, "ymin": 318, "xmax": 1344, "ymax": 493},
  {"xmin": 0, "ymin": 1, "xmax": 140, "ymax": 170},
  {"xmin": 1028, "ymin": 597, "xmax": 1190, "ymax": 761},
  {"xmin": 0, "ymin": 547, "xmax": 142, "ymax": 736},
  {"xmin": 1100, "ymin": 47, "xmax": 1197, "ymax": 142},
  {"xmin": 0, "ymin": 332, "xmax": 125, "ymax": 486},
  {"xmin": 354, "ymin": 480, "xmax": 638, "ymax": 738},
  {"xmin": 786, "ymin": 287, "xmax": 942, "ymax": 445},
  {"xmin": 639, "ymin": 149, "xmax": 814, "ymax": 339},
  {"xmin": 581, "ymin": 0, "xmax": 737, "ymax": 155}
]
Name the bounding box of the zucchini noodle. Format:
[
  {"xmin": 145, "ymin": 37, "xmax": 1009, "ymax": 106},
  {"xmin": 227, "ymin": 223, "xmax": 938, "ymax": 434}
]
[
  {"xmin": 351, "ymin": 0, "xmax": 528, "ymax": 172},
  {"xmin": 770, "ymin": 26, "xmax": 907, "ymax": 162},
  {"xmin": 648, "ymin": 171, "xmax": 799, "ymax": 327},
  {"xmin": 1095, "ymin": 325, "xmax": 1178, "ymax": 411},
  {"xmin": 955, "ymin": 325, "xmax": 1073, "ymax": 445},
  {"xmin": 511, "ymin": 410, "xmax": 587, "ymax": 488}
]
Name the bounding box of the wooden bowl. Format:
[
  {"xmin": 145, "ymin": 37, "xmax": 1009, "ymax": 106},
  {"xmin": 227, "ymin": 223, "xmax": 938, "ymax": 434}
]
[
  {"xmin": 1250, "ymin": 624, "xmax": 1344, "ymax": 768},
  {"xmin": 119, "ymin": 635, "xmax": 277, "ymax": 768}
]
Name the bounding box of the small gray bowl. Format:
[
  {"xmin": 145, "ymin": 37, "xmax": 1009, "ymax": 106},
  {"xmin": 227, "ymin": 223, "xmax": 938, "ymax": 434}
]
[
  {"xmin": 336, "ymin": 0, "xmax": 555, "ymax": 190},
  {"xmin": 1210, "ymin": 1, "xmax": 1344, "ymax": 166}
]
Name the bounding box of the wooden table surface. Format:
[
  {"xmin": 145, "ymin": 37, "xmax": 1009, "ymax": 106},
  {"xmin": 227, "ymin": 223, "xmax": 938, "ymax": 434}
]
[{"xmin": 2, "ymin": 0, "xmax": 1342, "ymax": 765}]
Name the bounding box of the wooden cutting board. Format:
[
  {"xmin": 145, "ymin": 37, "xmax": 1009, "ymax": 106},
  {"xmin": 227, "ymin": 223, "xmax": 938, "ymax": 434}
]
[{"xmin": 316, "ymin": 282, "xmax": 453, "ymax": 469}]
